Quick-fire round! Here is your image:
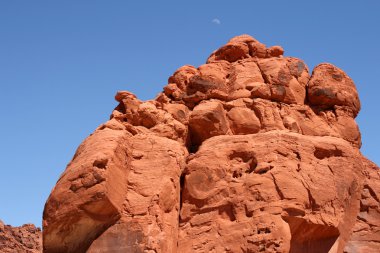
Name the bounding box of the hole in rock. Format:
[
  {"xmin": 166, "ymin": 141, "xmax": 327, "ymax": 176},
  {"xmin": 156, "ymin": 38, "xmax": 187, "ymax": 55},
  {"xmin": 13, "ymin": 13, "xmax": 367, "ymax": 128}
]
[
  {"xmin": 187, "ymin": 144, "xmax": 199, "ymax": 154},
  {"xmin": 229, "ymin": 150, "xmax": 258, "ymax": 176},
  {"xmin": 232, "ymin": 171, "xmax": 242, "ymax": 178},
  {"xmin": 244, "ymin": 205, "xmax": 253, "ymax": 218},
  {"xmin": 114, "ymin": 102, "xmax": 126, "ymax": 114},
  {"xmin": 294, "ymin": 151, "xmax": 301, "ymax": 160},
  {"xmin": 314, "ymin": 147, "xmax": 343, "ymax": 160},
  {"xmin": 93, "ymin": 158, "xmax": 108, "ymax": 169},
  {"xmin": 258, "ymin": 227, "xmax": 271, "ymax": 234},
  {"xmin": 255, "ymin": 164, "xmax": 273, "ymax": 175},
  {"xmin": 245, "ymin": 160, "xmax": 257, "ymax": 174},
  {"xmin": 284, "ymin": 217, "xmax": 340, "ymax": 253},
  {"xmin": 218, "ymin": 204, "xmax": 236, "ymax": 221}
]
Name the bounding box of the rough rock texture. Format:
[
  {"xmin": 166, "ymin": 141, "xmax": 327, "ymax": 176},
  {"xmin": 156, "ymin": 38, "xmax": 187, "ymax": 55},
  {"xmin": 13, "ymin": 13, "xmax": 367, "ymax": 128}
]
[
  {"xmin": 43, "ymin": 35, "xmax": 379, "ymax": 252},
  {"xmin": 344, "ymin": 159, "xmax": 380, "ymax": 253},
  {"xmin": 0, "ymin": 220, "xmax": 42, "ymax": 252}
]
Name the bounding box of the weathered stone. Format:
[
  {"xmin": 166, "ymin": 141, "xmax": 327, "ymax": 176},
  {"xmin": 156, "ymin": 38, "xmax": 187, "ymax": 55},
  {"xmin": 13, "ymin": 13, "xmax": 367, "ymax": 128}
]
[
  {"xmin": 257, "ymin": 57, "xmax": 309, "ymax": 104},
  {"xmin": 344, "ymin": 159, "xmax": 380, "ymax": 253},
  {"xmin": 227, "ymin": 107, "xmax": 261, "ymax": 134},
  {"xmin": 207, "ymin": 42, "xmax": 250, "ymax": 63},
  {"xmin": 188, "ymin": 100, "xmax": 230, "ymax": 146},
  {"xmin": 0, "ymin": 221, "xmax": 41, "ymax": 253},
  {"xmin": 40, "ymin": 34, "xmax": 378, "ymax": 253},
  {"xmin": 168, "ymin": 65, "xmax": 199, "ymax": 90},
  {"xmin": 43, "ymin": 128, "xmax": 131, "ymax": 253},
  {"xmin": 308, "ymin": 63, "xmax": 361, "ymax": 117},
  {"xmin": 179, "ymin": 132, "xmax": 364, "ymax": 253}
]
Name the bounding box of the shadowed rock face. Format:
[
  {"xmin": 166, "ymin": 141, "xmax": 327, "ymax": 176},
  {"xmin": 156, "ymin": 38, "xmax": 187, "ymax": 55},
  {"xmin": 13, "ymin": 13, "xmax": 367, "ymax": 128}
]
[{"xmin": 42, "ymin": 35, "xmax": 379, "ymax": 253}]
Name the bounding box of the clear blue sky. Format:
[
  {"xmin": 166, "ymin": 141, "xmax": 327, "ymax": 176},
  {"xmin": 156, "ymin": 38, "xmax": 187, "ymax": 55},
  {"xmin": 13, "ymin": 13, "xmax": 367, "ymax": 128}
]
[{"xmin": 1, "ymin": 1, "xmax": 379, "ymax": 227}]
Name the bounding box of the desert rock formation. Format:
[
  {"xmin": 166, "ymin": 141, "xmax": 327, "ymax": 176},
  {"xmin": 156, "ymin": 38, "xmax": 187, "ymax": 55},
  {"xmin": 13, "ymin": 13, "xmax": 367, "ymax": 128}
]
[
  {"xmin": 42, "ymin": 35, "xmax": 379, "ymax": 253},
  {"xmin": 0, "ymin": 220, "xmax": 42, "ymax": 253}
]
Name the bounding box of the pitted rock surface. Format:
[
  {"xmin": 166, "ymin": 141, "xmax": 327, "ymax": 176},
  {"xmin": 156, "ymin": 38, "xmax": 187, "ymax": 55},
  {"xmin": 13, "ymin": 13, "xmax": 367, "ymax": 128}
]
[
  {"xmin": 42, "ymin": 35, "xmax": 379, "ymax": 253},
  {"xmin": 0, "ymin": 220, "xmax": 42, "ymax": 253}
]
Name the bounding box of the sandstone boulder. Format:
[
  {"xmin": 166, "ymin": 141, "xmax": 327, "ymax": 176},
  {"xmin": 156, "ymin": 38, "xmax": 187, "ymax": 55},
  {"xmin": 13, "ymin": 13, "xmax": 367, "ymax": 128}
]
[
  {"xmin": 307, "ymin": 63, "xmax": 361, "ymax": 117},
  {"xmin": 189, "ymin": 100, "xmax": 230, "ymax": 146},
  {"xmin": 227, "ymin": 107, "xmax": 261, "ymax": 134}
]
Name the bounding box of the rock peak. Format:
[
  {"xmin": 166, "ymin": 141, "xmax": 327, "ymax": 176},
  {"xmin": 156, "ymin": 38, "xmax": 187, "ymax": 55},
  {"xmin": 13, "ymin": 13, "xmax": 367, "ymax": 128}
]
[
  {"xmin": 207, "ymin": 34, "xmax": 284, "ymax": 63},
  {"xmin": 42, "ymin": 35, "xmax": 379, "ymax": 253}
]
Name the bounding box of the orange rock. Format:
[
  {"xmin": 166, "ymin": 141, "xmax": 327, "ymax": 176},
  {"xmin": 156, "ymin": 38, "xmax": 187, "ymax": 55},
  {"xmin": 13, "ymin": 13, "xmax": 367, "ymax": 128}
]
[
  {"xmin": 207, "ymin": 42, "xmax": 250, "ymax": 63},
  {"xmin": 257, "ymin": 57, "xmax": 309, "ymax": 104},
  {"xmin": 308, "ymin": 63, "xmax": 361, "ymax": 117},
  {"xmin": 248, "ymin": 40, "xmax": 268, "ymax": 58},
  {"xmin": 267, "ymin": 45, "xmax": 285, "ymax": 57},
  {"xmin": 187, "ymin": 61, "xmax": 230, "ymax": 96},
  {"xmin": 227, "ymin": 107, "xmax": 261, "ymax": 134},
  {"xmin": 41, "ymin": 34, "xmax": 378, "ymax": 253},
  {"xmin": 179, "ymin": 132, "xmax": 365, "ymax": 253},
  {"xmin": 43, "ymin": 128, "xmax": 131, "ymax": 252},
  {"xmin": 344, "ymin": 158, "xmax": 380, "ymax": 253},
  {"xmin": 0, "ymin": 221, "xmax": 41, "ymax": 253},
  {"xmin": 230, "ymin": 59, "xmax": 263, "ymax": 88},
  {"xmin": 188, "ymin": 100, "xmax": 230, "ymax": 146},
  {"xmin": 168, "ymin": 65, "xmax": 199, "ymax": 90}
]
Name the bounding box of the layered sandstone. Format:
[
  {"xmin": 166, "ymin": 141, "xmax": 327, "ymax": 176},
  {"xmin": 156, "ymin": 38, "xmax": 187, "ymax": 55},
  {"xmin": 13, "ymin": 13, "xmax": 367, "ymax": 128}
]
[
  {"xmin": 0, "ymin": 220, "xmax": 42, "ymax": 253},
  {"xmin": 43, "ymin": 35, "xmax": 379, "ymax": 253}
]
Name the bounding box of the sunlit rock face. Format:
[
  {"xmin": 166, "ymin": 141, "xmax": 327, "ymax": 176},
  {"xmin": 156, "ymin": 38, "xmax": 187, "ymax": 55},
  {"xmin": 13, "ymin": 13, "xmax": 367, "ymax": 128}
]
[
  {"xmin": 43, "ymin": 34, "xmax": 379, "ymax": 253},
  {"xmin": 0, "ymin": 220, "xmax": 42, "ymax": 252}
]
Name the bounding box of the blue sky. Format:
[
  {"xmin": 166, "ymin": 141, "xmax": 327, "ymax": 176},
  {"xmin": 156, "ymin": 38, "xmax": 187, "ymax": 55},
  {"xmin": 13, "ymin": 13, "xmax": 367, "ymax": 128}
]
[{"xmin": 1, "ymin": 1, "xmax": 379, "ymax": 227}]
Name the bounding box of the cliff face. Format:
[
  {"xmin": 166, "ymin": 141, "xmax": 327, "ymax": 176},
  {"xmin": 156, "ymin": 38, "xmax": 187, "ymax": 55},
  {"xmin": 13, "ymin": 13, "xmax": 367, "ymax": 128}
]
[
  {"xmin": 0, "ymin": 220, "xmax": 42, "ymax": 253},
  {"xmin": 42, "ymin": 35, "xmax": 380, "ymax": 253}
]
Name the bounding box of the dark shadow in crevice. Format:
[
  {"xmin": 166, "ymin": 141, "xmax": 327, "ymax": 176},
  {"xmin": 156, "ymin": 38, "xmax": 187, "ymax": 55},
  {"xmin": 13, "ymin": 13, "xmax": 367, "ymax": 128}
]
[
  {"xmin": 314, "ymin": 146, "xmax": 343, "ymax": 160},
  {"xmin": 229, "ymin": 150, "xmax": 258, "ymax": 177},
  {"xmin": 179, "ymin": 173, "xmax": 186, "ymax": 213},
  {"xmin": 218, "ymin": 203, "xmax": 236, "ymax": 222},
  {"xmin": 188, "ymin": 144, "xmax": 199, "ymax": 154},
  {"xmin": 283, "ymin": 216, "xmax": 339, "ymax": 253}
]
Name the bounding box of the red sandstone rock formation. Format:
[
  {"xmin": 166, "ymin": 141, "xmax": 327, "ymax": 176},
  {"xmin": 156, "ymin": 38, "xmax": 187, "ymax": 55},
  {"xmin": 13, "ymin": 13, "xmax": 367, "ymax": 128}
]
[
  {"xmin": 42, "ymin": 35, "xmax": 379, "ymax": 253},
  {"xmin": 0, "ymin": 220, "xmax": 42, "ymax": 252}
]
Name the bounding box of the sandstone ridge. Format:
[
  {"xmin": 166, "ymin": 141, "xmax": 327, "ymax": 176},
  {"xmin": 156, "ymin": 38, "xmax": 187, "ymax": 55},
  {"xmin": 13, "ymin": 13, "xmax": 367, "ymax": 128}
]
[
  {"xmin": 43, "ymin": 35, "xmax": 379, "ymax": 253},
  {"xmin": 0, "ymin": 220, "xmax": 42, "ymax": 252}
]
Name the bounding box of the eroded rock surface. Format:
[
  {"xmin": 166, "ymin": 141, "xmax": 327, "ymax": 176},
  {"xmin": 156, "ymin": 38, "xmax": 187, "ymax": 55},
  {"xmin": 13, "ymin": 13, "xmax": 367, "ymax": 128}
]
[
  {"xmin": 43, "ymin": 34, "xmax": 379, "ymax": 253},
  {"xmin": 0, "ymin": 220, "xmax": 42, "ymax": 253}
]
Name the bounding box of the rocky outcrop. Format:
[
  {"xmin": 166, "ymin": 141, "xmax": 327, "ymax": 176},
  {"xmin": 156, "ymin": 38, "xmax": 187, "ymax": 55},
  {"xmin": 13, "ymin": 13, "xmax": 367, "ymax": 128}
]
[
  {"xmin": 43, "ymin": 35, "xmax": 379, "ymax": 252},
  {"xmin": 0, "ymin": 220, "xmax": 42, "ymax": 253}
]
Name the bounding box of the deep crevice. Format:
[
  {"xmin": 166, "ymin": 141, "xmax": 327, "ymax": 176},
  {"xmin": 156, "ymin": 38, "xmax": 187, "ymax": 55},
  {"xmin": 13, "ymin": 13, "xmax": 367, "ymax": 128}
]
[
  {"xmin": 364, "ymin": 185, "xmax": 380, "ymax": 203},
  {"xmin": 188, "ymin": 144, "xmax": 199, "ymax": 154},
  {"xmin": 306, "ymin": 188, "xmax": 319, "ymax": 211},
  {"xmin": 283, "ymin": 217, "xmax": 340, "ymax": 253},
  {"xmin": 270, "ymin": 173, "xmax": 285, "ymax": 200},
  {"xmin": 179, "ymin": 173, "xmax": 186, "ymax": 213},
  {"xmin": 294, "ymin": 151, "xmax": 301, "ymax": 160},
  {"xmin": 256, "ymin": 61, "xmax": 270, "ymax": 84}
]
